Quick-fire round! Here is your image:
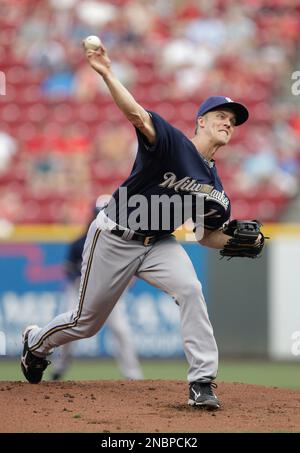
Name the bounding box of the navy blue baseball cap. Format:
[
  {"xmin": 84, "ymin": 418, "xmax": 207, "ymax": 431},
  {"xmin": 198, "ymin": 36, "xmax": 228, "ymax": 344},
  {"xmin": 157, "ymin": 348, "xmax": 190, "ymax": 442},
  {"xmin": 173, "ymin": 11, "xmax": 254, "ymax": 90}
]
[{"xmin": 197, "ymin": 96, "xmax": 249, "ymax": 126}]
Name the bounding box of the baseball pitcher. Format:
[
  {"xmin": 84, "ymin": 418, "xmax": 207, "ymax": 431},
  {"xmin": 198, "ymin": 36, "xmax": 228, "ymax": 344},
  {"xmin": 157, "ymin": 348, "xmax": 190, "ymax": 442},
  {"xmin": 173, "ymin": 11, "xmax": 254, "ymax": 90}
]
[{"xmin": 21, "ymin": 40, "xmax": 265, "ymax": 410}]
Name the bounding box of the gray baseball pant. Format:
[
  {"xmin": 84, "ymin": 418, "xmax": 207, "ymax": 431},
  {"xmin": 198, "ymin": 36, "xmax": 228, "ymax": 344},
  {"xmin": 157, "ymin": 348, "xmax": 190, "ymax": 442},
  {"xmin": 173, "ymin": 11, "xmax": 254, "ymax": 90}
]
[
  {"xmin": 28, "ymin": 218, "xmax": 218, "ymax": 383},
  {"xmin": 52, "ymin": 282, "xmax": 143, "ymax": 380}
]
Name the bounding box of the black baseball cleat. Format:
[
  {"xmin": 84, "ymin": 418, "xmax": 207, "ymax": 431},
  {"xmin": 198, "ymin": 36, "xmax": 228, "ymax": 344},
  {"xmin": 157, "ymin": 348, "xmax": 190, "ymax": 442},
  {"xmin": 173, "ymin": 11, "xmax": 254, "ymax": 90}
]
[
  {"xmin": 188, "ymin": 381, "xmax": 220, "ymax": 410},
  {"xmin": 21, "ymin": 325, "xmax": 50, "ymax": 384}
]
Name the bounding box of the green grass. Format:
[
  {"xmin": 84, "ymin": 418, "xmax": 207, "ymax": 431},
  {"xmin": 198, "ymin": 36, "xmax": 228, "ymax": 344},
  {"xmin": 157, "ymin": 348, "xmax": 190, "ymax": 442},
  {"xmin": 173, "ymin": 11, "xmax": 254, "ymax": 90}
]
[{"xmin": 1, "ymin": 358, "xmax": 300, "ymax": 389}]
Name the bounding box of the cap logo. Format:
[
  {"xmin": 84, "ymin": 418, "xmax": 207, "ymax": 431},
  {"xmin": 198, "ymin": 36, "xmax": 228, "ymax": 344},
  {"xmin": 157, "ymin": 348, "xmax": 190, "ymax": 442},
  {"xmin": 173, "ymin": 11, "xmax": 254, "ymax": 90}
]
[{"xmin": 225, "ymin": 97, "xmax": 234, "ymax": 102}]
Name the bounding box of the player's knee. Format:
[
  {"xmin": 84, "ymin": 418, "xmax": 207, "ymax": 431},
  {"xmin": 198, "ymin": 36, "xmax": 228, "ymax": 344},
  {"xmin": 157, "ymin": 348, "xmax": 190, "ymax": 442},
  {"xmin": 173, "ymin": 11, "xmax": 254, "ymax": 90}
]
[
  {"xmin": 177, "ymin": 279, "xmax": 203, "ymax": 301},
  {"xmin": 76, "ymin": 323, "xmax": 100, "ymax": 339},
  {"xmin": 75, "ymin": 312, "xmax": 103, "ymax": 338}
]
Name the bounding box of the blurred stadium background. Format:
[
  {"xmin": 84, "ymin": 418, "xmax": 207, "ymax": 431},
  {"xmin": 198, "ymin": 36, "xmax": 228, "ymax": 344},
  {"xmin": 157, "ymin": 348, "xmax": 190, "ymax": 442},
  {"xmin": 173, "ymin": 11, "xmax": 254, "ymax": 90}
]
[{"xmin": 1, "ymin": 0, "xmax": 300, "ymax": 387}]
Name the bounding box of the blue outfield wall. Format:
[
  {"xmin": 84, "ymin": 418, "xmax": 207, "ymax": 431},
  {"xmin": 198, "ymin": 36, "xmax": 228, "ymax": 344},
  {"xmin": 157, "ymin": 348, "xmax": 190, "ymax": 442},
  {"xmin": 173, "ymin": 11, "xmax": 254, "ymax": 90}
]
[{"xmin": 0, "ymin": 240, "xmax": 208, "ymax": 358}]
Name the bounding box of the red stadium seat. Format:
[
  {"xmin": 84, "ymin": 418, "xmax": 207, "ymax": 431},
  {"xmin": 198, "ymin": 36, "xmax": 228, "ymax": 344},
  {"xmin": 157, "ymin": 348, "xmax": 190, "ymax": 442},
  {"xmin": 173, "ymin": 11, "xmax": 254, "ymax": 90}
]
[{"xmin": 0, "ymin": 1, "xmax": 298, "ymax": 223}]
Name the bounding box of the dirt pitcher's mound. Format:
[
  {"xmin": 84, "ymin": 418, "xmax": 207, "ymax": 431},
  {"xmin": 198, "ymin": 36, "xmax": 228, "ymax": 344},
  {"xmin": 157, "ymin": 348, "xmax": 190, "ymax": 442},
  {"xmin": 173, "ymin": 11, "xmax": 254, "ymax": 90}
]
[{"xmin": 1, "ymin": 380, "xmax": 300, "ymax": 432}]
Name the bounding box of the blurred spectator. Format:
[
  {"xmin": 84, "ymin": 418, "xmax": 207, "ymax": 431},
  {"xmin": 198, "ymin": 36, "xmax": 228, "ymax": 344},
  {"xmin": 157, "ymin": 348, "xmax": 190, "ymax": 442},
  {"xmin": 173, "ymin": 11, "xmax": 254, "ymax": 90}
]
[
  {"xmin": 26, "ymin": 40, "xmax": 67, "ymax": 72},
  {"xmin": 49, "ymin": 0, "xmax": 77, "ymax": 9},
  {"xmin": 223, "ymin": 4, "xmax": 257, "ymax": 53},
  {"xmin": 92, "ymin": 123, "xmax": 135, "ymax": 184},
  {"xmin": 1, "ymin": 0, "xmax": 300, "ymax": 223},
  {"xmin": 76, "ymin": 1, "xmax": 117, "ymax": 28},
  {"xmin": 0, "ymin": 130, "xmax": 17, "ymax": 173},
  {"xmin": 23, "ymin": 123, "xmax": 91, "ymax": 198},
  {"xmin": 0, "ymin": 187, "xmax": 23, "ymax": 223},
  {"xmin": 42, "ymin": 68, "xmax": 75, "ymax": 98},
  {"xmin": 239, "ymin": 126, "xmax": 299, "ymax": 196},
  {"xmin": 16, "ymin": 3, "xmax": 50, "ymax": 44}
]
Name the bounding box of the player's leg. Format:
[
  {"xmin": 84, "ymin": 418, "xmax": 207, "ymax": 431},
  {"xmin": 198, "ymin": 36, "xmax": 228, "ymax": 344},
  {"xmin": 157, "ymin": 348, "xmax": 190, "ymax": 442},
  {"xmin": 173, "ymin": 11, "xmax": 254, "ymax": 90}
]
[
  {"xmin": 136, "ymin": 235, "xmax": 219, "ymax": 409},
  {"xmin": 22, "ymin": 222, "xmax": 144, "ymax": 378},
  {"xmin": 107, "ymin": 299, "xmax": 143, "ymax": 380}
]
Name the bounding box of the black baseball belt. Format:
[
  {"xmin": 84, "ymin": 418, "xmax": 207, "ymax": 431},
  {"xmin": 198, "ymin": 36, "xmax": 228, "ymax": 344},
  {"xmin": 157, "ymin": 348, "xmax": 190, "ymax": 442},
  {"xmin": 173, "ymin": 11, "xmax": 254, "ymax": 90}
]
[{"xmin": 110, "ymin": 228, "xmax": 169, "ymax": 246}]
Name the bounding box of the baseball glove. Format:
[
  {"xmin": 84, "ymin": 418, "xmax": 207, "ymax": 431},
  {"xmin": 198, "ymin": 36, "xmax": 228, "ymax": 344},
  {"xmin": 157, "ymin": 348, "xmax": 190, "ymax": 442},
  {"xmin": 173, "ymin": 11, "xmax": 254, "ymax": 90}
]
[{"xmin": 220, "ymin": 219, "xmax": 266, "ymax": 259}]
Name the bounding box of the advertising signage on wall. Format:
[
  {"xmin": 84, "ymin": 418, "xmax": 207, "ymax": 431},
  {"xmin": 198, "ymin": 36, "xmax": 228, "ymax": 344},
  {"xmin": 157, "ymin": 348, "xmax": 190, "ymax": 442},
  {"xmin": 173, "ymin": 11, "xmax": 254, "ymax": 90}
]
[{"xmin": 0, "ymin": 230, "xmax": 207, "ymax": 358}]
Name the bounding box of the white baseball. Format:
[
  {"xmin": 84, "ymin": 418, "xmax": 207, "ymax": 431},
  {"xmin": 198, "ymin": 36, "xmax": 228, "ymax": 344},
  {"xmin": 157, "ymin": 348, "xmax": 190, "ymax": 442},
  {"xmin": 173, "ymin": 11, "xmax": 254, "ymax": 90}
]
[{"xmin": 84, "ymin": 35, "xmax": 102, "ymax": 51}]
